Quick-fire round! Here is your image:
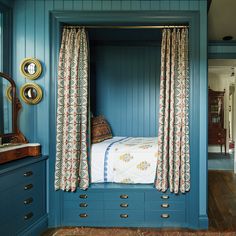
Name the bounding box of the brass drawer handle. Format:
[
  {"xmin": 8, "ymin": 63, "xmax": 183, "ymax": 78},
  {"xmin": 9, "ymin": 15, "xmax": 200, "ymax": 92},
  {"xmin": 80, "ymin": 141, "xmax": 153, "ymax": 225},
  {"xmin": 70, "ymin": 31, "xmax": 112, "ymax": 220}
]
[
  {"xmin": 23, "ymin": 171, "xmax": 33, "ymax": 177},
  {"xmin": 120, "ymin": 203, "xmax": 128, "ymax": 208},
  {"xmin": 120, "ymin": 214, "xmax": 128, "ymax": 218},
  {"xmin": 161, "ymin": 203, "xmax": 169, "ymax": 208},
  {"xmin": 24, "ymin": 212, "xmax": 33, "ymax": 220},
  {"xmin": 24, "ymin": 197, "xmax": 33, "ymax": 205},
  {"xmin": 161, "ymin": 195, "xmax": 169, "ymax": 199},
  {"xmin": 161, "ymin": 213, "xmax": 170, "ymax": 219},
  {"xmin": 24, "ymin": 184, "xmax": 33, "ymax": 190},
  {"xmin": 79, "ymin": 213, "xmax": 88, "ymax": 218},
  {"xmin": 79, "ymin": 203, "xmax": 88, "ymax": 208},
  {"xmin": 120, "ymin": 194, "xmax": 128, "ymax": 199},
  {"xmin": 79, "ymin": 194, "xmax": 88, "ymax": 199}
]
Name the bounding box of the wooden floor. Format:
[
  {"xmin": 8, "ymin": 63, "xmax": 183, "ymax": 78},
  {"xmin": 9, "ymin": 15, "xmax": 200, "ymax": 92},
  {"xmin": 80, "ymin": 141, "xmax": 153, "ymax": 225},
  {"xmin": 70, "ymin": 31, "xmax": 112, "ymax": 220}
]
[
  {"xmin": 42, "ymin": 170, "xmax": 236, "ymax": 235},
  {"xmin": 208, "ymin": 170, "xmax": 236, "ymax": 231}
]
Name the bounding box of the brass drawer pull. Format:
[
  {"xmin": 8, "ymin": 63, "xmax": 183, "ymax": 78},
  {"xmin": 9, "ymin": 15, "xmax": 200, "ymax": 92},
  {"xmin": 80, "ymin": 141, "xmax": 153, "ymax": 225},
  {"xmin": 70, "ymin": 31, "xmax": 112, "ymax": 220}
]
[
  {"xmin": 23, "ymin": 171, "xmax": 33, "ymax": 177},
  {"xmin": 120, "ymin": 214, "xmax": 128, "ymax": 218},
  {"xmin": 24, "ymin": 212, "xmax": 33, "ymax": 220},
  {"xmin": 161, "ymin": 195, "xmax": 169, "ymax": 199},
  {"xmin": 120, "ymin": 203, "xmax": 128, "ymax": 208},
  {"xmin": 24, "ymin": 184, "xmax": 33, "ymax": 190},
  {"xmin": 161, "ymin": 213, "xmax": 170, "ymax": 219},
  {"xmin": 80, "ymin": 203, "xmax": 88, "ymax": 208},
  {"xmin": 161, "ymin": 203, "xmax": 169, "ymax": 208},
  {"xmin": 79, "ymin": 194, "xmax": 88, "ymax": 199},
  {"xmin": 79, "ymin": 213, "xmax": 88, "ymax": 218},
  {"xmin": 24, "ymin": 197, "xmax": 33, "ymax": 205},
  {"xmin": 120, "ymin": 194, "xmax": 128, "ymax": 199}
]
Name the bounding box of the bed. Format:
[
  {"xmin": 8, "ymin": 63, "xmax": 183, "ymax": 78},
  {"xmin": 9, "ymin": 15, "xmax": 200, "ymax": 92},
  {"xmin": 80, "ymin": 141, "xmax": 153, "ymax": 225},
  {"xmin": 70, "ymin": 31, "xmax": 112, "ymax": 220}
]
[{"xmin": 90, "ymin": 137, "xmax": 159, "ymax": 184}]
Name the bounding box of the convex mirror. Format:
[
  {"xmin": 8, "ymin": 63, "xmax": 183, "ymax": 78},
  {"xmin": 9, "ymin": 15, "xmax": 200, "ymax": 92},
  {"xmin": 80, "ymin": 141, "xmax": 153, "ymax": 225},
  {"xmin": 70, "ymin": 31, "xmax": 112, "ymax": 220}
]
[
  {"xmin": 20, "ymin": 58, "xmax": 42, "ymax": 80},
  {"xmin": 20, "ymin": 83, "xmax": 43, "ymax": 105}
]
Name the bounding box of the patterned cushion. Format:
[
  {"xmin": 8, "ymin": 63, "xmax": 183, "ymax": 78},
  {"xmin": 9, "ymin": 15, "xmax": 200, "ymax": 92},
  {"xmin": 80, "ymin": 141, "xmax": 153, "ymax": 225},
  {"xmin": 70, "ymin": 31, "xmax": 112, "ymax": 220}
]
[{"xmin": 91, "ymin": 116, "xmax": 112, "ymax": 144}]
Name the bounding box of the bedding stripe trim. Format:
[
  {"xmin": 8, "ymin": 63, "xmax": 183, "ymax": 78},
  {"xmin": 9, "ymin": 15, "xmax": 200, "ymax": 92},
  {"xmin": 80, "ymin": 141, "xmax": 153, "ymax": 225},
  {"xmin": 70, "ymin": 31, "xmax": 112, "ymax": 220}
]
[{"xmin": 104, "ymin": 137, "xmax": 128, "ymax": 182}]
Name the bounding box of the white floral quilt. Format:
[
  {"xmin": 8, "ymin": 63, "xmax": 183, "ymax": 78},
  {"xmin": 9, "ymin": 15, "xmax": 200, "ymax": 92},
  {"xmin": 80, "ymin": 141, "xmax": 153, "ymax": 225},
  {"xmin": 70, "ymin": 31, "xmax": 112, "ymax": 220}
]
[{"xmin": 90, "ymin": 137, "xmax": 158, "ymax": 184}]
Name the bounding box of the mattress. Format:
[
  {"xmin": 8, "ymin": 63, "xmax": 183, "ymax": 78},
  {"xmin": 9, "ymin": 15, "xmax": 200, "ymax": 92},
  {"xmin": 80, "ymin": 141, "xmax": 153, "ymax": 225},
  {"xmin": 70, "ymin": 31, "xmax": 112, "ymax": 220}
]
[{"xmin": 90, "ymin": 137, "xmax": 158, "ymax": 184}]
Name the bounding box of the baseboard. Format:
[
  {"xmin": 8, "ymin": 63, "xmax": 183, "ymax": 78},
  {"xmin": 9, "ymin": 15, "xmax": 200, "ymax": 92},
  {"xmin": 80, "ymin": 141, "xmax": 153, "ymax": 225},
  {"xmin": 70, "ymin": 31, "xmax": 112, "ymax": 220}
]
[
  {"xmin": 198, "ymin": 215, "xmax": 209, "ymax": 229},
  {"xmin": 18, "ymin": 214, "xmax": 48, "ymax": 236}
]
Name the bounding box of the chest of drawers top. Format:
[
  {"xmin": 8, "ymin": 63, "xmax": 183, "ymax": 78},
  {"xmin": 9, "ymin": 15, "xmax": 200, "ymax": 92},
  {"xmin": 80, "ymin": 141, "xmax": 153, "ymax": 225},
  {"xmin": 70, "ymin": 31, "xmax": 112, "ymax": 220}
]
[{"xmin": 0, "ymin": 155, "xmax": 47, "ymax": 174}]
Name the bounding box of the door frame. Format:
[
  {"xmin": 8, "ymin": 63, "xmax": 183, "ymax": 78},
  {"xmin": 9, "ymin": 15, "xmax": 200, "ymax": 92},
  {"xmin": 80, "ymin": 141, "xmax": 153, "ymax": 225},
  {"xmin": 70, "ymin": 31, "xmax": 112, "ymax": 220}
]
[{"xmin": 208, "ymin": 42, "xmax": 236, "ymax": 173}]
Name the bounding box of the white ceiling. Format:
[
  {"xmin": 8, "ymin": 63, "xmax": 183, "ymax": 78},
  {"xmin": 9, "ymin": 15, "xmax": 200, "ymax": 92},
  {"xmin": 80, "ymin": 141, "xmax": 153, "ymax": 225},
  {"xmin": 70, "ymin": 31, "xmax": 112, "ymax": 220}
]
[
  {"xmin": 208, "ymin": 0, "xmax": 236, "ymax": 41},
  {"xmin": 208, "ymin": 59, "xmax": 236, "ymax": 80}
]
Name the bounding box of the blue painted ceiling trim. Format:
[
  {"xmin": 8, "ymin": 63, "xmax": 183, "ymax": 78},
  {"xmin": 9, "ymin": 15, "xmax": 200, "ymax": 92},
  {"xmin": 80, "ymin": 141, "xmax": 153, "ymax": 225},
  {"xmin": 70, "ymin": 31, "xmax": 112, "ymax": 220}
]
[
  {"xmin": 208, "ymin": 53, "xmax": 236, "ymax": 59},
  {"xmin": 208, "ymin": 41, "xmax": 236, "ymax": 46},
  {"xmin": 52, "ymin": 10, "xmax": 195, "ymax": 26}
]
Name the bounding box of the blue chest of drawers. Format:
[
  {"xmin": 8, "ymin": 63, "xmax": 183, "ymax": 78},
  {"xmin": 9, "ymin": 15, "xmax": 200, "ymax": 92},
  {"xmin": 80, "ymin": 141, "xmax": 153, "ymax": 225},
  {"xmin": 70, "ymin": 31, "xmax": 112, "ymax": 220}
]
[
  {"xmin": 62, "ymin": 183, "xmax": 187, "ymax": 227},
  {"xmin": 0, "ymin": 156, "xmax": 48, "ymax": 236}
]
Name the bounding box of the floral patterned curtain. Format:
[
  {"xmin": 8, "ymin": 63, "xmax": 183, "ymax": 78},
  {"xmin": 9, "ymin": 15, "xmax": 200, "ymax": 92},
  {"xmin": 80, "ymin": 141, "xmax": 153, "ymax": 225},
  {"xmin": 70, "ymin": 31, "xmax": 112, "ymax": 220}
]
[
  {"xmin": 55, "ymin": 28, "xmax": 89, "ymax": 191},
  {"xmin": 155, "ymin": 28, "xmax": 190, "ymax": 194}
]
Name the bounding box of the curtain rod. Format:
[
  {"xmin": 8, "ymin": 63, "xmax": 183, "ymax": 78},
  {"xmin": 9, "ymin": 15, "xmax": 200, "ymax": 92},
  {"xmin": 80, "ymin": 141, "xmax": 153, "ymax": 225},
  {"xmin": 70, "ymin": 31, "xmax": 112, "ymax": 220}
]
[{"xmin": 63, "ymin": 25, "xmax": 189, "ymax": 29}]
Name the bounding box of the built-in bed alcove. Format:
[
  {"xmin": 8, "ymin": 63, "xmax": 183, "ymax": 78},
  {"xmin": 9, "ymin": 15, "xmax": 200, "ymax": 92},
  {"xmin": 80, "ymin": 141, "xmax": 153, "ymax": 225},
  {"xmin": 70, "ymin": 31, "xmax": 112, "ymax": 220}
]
[{"xmin": 49, "ymin": 11, "xmax": 207, "ymax": 230}]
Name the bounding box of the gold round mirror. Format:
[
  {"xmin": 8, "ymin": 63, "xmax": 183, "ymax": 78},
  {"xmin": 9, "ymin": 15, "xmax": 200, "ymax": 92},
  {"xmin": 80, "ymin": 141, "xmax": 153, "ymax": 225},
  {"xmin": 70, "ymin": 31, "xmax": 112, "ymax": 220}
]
[
  {"xmin": 20, "ymin": 83, "xmax": 43, "ymax": 105},
  {"xmin": 20, "ymin": 58, "xmax": 42, "ymax": 80}
]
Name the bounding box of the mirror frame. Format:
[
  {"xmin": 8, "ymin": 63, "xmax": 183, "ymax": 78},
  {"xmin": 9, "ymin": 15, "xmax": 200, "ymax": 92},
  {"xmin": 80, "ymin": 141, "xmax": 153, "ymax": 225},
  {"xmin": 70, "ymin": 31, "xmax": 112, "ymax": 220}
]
[
  {"xmin": 20, "ymin": 58, "xmax": 42, "ymax": 80},
  {"xmin": 0, "ymin": 72, "xmax": 27, "ymax": 144},
  {"xmin": 20, "ymin": 83, "xmax": 43, "ymax": 105}
]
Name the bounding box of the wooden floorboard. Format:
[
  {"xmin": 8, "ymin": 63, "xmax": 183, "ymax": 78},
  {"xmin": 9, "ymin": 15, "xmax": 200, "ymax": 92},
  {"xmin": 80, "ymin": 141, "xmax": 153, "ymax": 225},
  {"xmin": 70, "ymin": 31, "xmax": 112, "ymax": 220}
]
[
  {"xmin": 208, "ymin": 170, "xmax": 236, "ymax": 231},
  {"xmin": 42, "ymin": 170, "xmax": 236, "ymax": 235}
]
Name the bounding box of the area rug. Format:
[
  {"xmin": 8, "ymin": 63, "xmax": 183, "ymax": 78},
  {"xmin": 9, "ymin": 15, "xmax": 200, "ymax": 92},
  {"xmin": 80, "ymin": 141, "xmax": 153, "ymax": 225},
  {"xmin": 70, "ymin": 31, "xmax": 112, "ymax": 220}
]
[{"xmin": 45, "ymin": 227, "xmax": 236, "ymax": 236}]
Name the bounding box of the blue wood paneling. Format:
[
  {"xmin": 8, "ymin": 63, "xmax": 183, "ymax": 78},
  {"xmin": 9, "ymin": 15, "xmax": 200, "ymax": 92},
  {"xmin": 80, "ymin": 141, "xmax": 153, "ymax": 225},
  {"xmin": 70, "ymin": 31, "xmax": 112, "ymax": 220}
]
[
  {"xmin": 208, "ymin": 42, "xmax": 236, "ymax": 58},
  {"xmin": 24, "ymin": 0, "xmax": 36, "ymax": 141},
  {"xmin": 91, "ymin": 42, "xmax": 160, "ymax": 137},
  {"xmin": 11, "ymin": 0, "xmax": 208, "ymax": 229},
  {"xmin": 198, "ymin": 0, "xmax": 208, "ymax": 228},
  {"xmin": 12, "ymin": 0, "xmax": 206, "ymax": 149},
  {"xmin": 0, "ymin": 0, "xmax": 13, "ymax": 7}
]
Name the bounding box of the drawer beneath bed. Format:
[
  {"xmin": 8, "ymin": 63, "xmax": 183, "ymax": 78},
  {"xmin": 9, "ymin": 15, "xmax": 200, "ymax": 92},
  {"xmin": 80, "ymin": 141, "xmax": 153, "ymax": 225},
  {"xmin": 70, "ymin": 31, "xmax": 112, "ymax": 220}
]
[
  {"xmin": 63, "ymin": 208, "xmax": 104, "ymax": 226},
  {"xmin": 104, "ymin": 210, "xmax": 144, "ymax": 226},
  {"xmin": 145, "ymin": 210, "xmax": 186, "ymax": 227},
  {"xmin": 63, "ymin": 191, "xmax": 103, "ymax": 201},
  {"xmin": 62, "ymin": 184, "xmax": 187, "ymax": 228},
  {"xmin": 145, "ymin": 201, "xmax": 185, "ymax": 211},
  {"xmin": 104, "ymin": 191, "xmax": 144, "ymax": 201},
  {"xmin": 64, "ymin": 199, "xmax": 103, "ymax": 210},
  {"xmin": 145, "ymin": 191, "xmax": 186, "ymax": 201},
  {"xmin": 104, "ymin": 199, "xmax": 144, "ymax": 210}
]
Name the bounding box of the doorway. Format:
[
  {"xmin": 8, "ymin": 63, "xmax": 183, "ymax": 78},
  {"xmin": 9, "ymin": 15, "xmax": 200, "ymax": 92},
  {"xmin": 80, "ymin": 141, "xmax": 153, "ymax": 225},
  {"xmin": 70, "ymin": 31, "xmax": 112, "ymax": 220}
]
[
  {"xmin": 208, "ymin": 59, "xmax": 236, "ymax": 230},
  {"xmin": 208, "ymin": 59, "xmax": 236, "ymax": 171}
]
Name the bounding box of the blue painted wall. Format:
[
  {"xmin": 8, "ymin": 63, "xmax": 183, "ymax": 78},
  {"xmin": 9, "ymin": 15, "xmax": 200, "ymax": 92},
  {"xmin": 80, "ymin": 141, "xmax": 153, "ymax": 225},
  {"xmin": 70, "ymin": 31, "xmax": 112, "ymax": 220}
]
[
  {"xmin": 0, "ymin": 0, "xmax": 13, "ymax": 7},
  {"xmin": 208, "ymin": 42, "xmax": 236, "ymax": 58},
  {"xmin": 11, "ymin": 0, "xmax": 207, "ymax": 149},
  {"xmin": 10, "ymin": 0, "xmax": 208, "ymax": 228},
  {"xmin": 91, "ymin": 41, "xmax": 160, "ymax": 137}
]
